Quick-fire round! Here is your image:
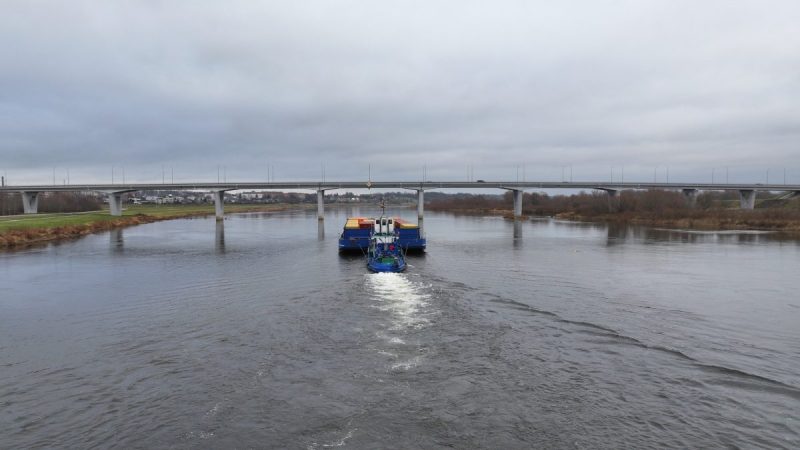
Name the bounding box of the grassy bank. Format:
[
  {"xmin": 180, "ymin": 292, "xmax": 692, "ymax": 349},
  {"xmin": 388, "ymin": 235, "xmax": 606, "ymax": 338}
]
[{"xmin": 0, "ymin": 204, "xmax": 303, "ymax": 249}]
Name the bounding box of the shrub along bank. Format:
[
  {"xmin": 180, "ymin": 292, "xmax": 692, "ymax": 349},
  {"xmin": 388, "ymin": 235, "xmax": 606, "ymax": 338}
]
[{"xmin": 427, "ymin": 190, "xmax": 800, "ymax": 232}]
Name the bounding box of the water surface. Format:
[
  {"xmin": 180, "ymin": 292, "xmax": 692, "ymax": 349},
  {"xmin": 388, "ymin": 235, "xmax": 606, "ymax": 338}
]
[{"xmin": 1, "ymin": 208, "xmax": 799, "ymax": 448}]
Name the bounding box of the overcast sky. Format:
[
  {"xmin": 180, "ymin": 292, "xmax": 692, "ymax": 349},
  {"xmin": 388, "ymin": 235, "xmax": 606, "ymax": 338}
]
[{"xmin": 1, "ymin": 0, "xmax": 799, "ymax": 186}]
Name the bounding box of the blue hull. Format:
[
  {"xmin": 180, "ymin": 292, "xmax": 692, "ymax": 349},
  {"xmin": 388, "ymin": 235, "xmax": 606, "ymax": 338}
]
[
  {"xmin": 339, "ymin": 231, "xmax": 426, "ymax": 251},
  {"xmin": 367, "ymin": 258, "xmax": 407, "ymax": 273}
]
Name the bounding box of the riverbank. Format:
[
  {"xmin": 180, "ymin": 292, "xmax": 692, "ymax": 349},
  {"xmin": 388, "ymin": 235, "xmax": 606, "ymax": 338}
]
[
  {"xmin": 428, "ymin": 206, "xmax": 800, "ymax": 233},
  {"xmin": 553, "ymin": 210, "xmax": 800, "ymax": 233},
  {"xmin": 0, "ymin": 204, "xmax": 305, "ymax": 249}
]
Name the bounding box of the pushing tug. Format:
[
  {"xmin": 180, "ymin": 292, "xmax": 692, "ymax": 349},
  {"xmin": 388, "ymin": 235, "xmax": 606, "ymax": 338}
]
[
  {"xmin": 366, "ymin": 217, "xmax": 407, "ymax": 273},
  {"xmin": 339, "ymin": 218, "xmax": 425, "ymax": 252}
]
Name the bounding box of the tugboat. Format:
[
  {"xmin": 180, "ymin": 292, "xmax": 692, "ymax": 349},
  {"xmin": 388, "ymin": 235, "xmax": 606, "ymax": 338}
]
[{"xmin": 366, "ymin": 205, "xmax": 407, "ymax": 273}]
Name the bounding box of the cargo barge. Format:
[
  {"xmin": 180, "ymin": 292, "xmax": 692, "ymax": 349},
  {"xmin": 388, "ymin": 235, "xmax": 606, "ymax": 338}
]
[{"xmin": 339, "ymin": 217, "xmax": 426, "ymax": 252}]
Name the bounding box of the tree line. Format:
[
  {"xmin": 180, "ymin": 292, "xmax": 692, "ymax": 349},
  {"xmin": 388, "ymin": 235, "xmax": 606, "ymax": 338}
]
[
  {"xmin": 0, "ymin": 192, "xmax": 103, "ymax": 216},
  {"xmin": 428, "ymin": 189, "xmax": 799, "ymax": 218}
]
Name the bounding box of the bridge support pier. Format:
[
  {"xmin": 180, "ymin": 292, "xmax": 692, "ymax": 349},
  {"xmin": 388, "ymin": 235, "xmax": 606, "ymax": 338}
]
[
  {"xmin": 213, "ymin": 190, "xmax": 225, "ymax": 220},
  {"xmin": 513, "ymin": 190, "xmax": 523, "ymax": 218},
  {"xmin": 606, "ymin": 189, "xmax": 619, "ymax": 212},
  {"xmin": 317, "ymin": 190, "xmax": 325, "ymax": 220},
  {"xmin": 739, "ymin": 189, "xmax": 756, "ymax": 210},
  {"xmin": 682, "ymin": 188, "xmax": 699, "ymax": 208},
  {"xmin": 417, "ymin": 189, "xmax": 425, "ymax": 219},
  {"xmin": 108, "ymin": 192, "xmax": 124, "ymax": 216},
  {"xmin": 501, "ymin": 188, "xmax": 524, "ymax": 218},
  {"xmin": 21, "ymin": 191, "xmax": 40, "ymax": 214}
]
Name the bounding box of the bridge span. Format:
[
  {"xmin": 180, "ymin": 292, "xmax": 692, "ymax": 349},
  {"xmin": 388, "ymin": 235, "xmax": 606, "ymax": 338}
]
[{"xmin": 1, "ymin": 180, "xmax": 799, "ymax": 219}]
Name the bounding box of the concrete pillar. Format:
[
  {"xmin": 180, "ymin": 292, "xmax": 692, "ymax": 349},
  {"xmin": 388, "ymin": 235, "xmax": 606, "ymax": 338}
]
[
  {"xmin": 607, "ymin": 189, "xmax": 619, "ymax": 212},
  {"xmin": 417, "ymin": 189, "xmax": 424, "ymax": 219},
  {"xmin": 682, "ymin": 188, "xmax": 698, "ymax": 208},
  {"xmin": 317, "ymin": 190, "xmax": 325, "ymax": 220},
  {"xmin": 213, "ymin": 190, "xmax": 225, "ymax": 220},
  {"xmin": 21, "ymin": 191, "xmax": 39, "ymax": 214},
  {"xmin": 108, "ymin": 192, "xmax": 124, "ymax": 216},
  {"xmin": 513, "ymin": 190, "xmax": 523, "ymax": 218},
  {"xmin": 739, "ymin": 190, "xmax": 756, "ymax": 210},
  {"xmin": 318, "ymin": 219, "xmax": 325, "ymax": 240}
]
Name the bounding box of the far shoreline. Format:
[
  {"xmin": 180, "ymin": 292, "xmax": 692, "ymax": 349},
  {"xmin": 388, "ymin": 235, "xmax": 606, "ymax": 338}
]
[
  {"xmin": 0, "ymin": 204, "xmax": 311, "ymax": 250},
  {"xmin": 4, "ymin": 202, "xmax": 800, "ymax": 251},
  {"xmin": 427, "ymin": 206, "xmax": 800, "ymax": 235}
]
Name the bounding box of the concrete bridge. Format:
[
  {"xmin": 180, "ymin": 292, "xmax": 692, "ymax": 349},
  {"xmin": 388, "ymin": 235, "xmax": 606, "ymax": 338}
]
[{"xmin": 2, "ymin": 180, "xmax": 798, "ymax": 219}]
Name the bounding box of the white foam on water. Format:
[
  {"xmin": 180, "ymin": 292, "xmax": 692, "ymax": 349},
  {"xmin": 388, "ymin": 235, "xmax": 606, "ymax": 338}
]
[
  {"xmin": 307, "ymin": 426, "xmax": 357, "ymax": 449},
  {"xmin": 322, "ymin": 428, "xmax": 355, "ymax": 447},
  {"xmin": 184, "ymin": 430, "xmax": 215, "ymax": 440},
  {"xmin": 391, "ymin": 356, "xmax": 422, "ymax": 371},
  {"xmin": 365, "ymin": 273, "xmax": 431, "ymax": 330},
  {"xmin": 205, "ymin": 402, "xmax": 220, "ymax": 416}
]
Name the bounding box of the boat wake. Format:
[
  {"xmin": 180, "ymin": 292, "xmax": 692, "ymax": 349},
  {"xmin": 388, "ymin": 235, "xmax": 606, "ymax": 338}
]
[
  {"xmin": 365, "ymin": 273, "xmax": 431, "ymax": 330},
  {"xmin": 486, "ymin": 294, "xmax": 800, "ymax": 398}
]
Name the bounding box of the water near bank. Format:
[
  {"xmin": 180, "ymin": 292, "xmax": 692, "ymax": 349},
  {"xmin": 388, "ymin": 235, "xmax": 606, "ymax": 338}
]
[{"xmin": 1, "ymin": 208, "xmax": 799, "ymax": 448}]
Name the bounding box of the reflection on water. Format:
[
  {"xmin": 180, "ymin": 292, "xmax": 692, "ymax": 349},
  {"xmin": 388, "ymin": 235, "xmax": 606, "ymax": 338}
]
[
  {"xmin": 601, "ymin": 223, "xmax": 797, "ymax": 246},
  {"xmin": 513, "ymin": 220, "xmax": 523, "ymax": 247},
  {"xmin": 215, "ymin": 220, "xmax": 225, "ymax": 253},
  {"xmin": 109, "ymin": 228, "xmax": 123, "ymax": 252},
  {"xmin": 605, "ymin": 223, "xmax": 628, "ymax": 245},
  {"xmin": 318, "ymin": 220, "xmax": 325, "ymax": 240}
]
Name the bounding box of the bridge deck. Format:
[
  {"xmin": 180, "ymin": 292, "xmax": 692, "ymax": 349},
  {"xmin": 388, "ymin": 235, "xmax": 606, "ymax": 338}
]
[{"xmin": 2, "ymin": 181, "xmax": 799, "ymax": 192}]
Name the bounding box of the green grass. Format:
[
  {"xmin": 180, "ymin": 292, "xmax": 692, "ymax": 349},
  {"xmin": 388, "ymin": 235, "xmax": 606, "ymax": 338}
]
[{"xmin": 0, "ymin": 204, "xmax": 294, "ymax": 233}]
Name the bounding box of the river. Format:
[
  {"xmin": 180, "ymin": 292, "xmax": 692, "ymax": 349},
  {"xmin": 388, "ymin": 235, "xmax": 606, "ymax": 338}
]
[{"xmin": 1, "ymin": 207, "xmax": 799, "ymax": 448}]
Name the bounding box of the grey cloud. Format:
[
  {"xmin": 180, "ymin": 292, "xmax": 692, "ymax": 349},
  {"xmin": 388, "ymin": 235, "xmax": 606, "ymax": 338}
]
[{"xmin": 1, "ymin": 0, "xmax": 799, "ymax": 185}]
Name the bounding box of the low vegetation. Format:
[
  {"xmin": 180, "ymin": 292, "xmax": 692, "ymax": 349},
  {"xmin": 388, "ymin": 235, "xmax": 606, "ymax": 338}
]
[
  {"xmin": 428, "ymin": 190, "xmax": 800, "ymax": 232},
  {"xmin": 0, "ymin": 204, "xmax": 299, "ymax": 249}
]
